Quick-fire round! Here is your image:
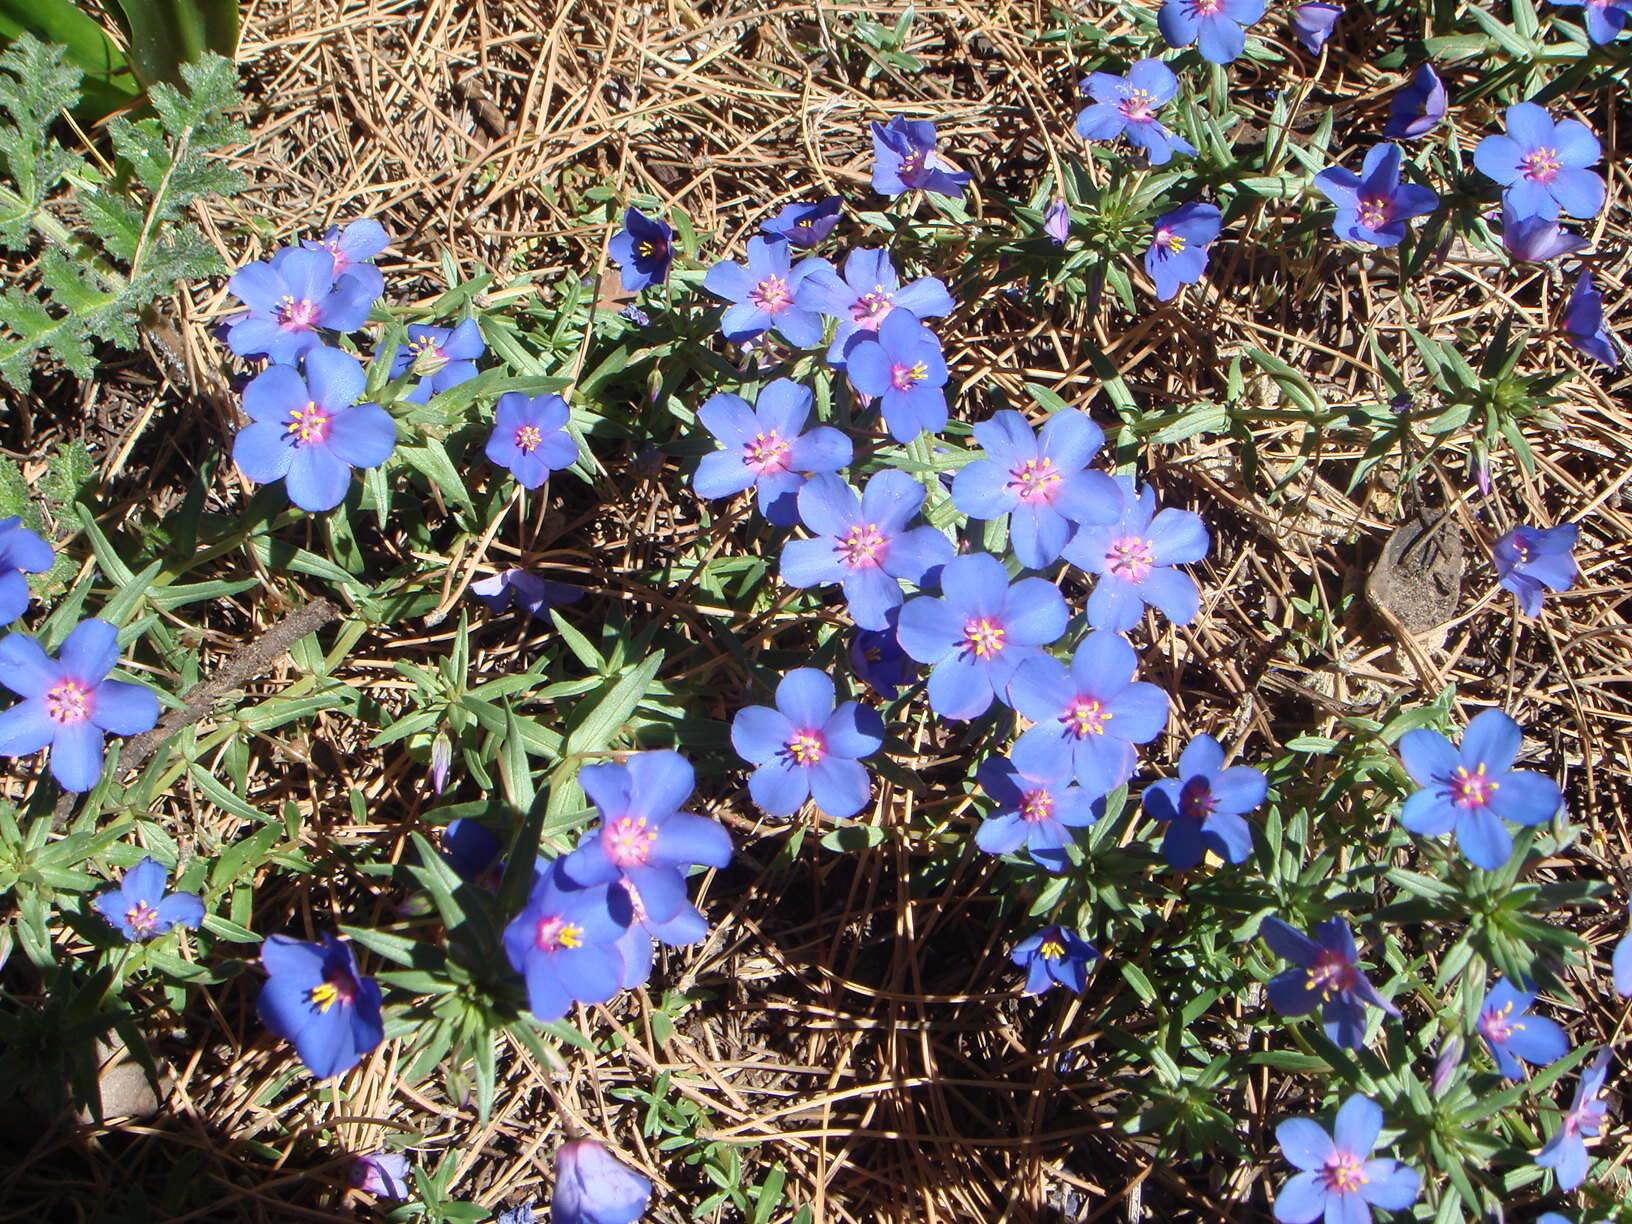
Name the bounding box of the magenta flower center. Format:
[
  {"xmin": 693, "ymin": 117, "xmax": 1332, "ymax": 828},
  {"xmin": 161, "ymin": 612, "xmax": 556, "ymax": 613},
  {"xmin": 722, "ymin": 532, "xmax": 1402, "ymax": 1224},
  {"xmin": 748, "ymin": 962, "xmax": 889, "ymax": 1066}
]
[
  {"xmin": 851, "ymin": 286, "xmax": 896, "ymax": 329},
  {"xmin": 1478, "ymin": 1000, "xmax": 1522, "ymax": 1044},
  {"xmin": 1119, "ymin": 88, "xmax": 1157, "ymax": 123},
  {"xmin": 45, "ymin": 678, "xmax": 93, "ymax": 725},
  {"xmin": 604, "ymin": 816, "xmax": 658, "ymax": 867},
  {"xmin": 749, "ymin": 274, "xmax": 793, "ymax": 314},
  {"xmin": 1307, "ymin": 948, "xmax": 1359, "ymax": 997},
  {"xmin": 1358, "ymin": 196, "xmax": 1392, "ymax": 231},
  {"xmin": 515, "ymin": 425, "xmax": 543, "ymax": 454},
  {"xmin": 744, "ymin": 430, "xmax": 791, "ymax": 474},
  {"xmin": 1062, "ymin": 696, "xmax": 1110, "ymax": 739},
  {"xmin": 634, "ymin": 238, "xmax": 667, "ymax": 260},
  {"xmin": 276, "ymin": 295, "xmax": 321, "ymax": 331},
  {"xmin": 1522, "ymin": 147, "xmax": 1562, "ymax": 183},
  {"xmin": 1317, "ymin": 1151, "xmax": 1368, "ymax": 1194},
  {"xmin": 1105, "ymin": 536, "xmax": 1155, "ymax": 580},
  {"xmin": 1008, "ymin": 457, "xmax": 1062, "ymax": 504},
  {"xmin": 320, "ymin": 238, "xmax": 350, "ymax": 272},
  {"xmin": 535, "ymin": 915, "xmax": 586, "ymax": 952},
  {"xmin": 1513, "ymin": 542, "xmax": 1532, "ymax": 563},
  {"xmin": 622, "ymin": 880, "xmax": 651, "ymax": 925},
  {"xmin": 784, "ymin": 730, "xmax": 825, "ymax": 766},
  {"xmin": 837, "ymin": 523, "xmax": 887, "ymax": 569},
  {"xmin": 1191, "ymin": 0, "xmax": 1224, "ymax": 14},
  {"xmin": 1449, "ymin": 763, "xmax": 1499, "ymax": 809},
  {"xmin": 1178, "ymin": 775, "xmax": 1216, "ymax": 821},
  {"xmin": 960, "ymin": 617, "xmax": 1007, "ymax": 660},
  {"xmin": 1155, "ymin": 228, "xmax": 1189, "ymax": 253},
  {"xmin": 1019, "ymin": 788, "xmax": 1055, "ymax": 823},
  {"xmin": 898, "ymin": 151, "xmax": 927, "ymax": 181},
  {"xmin": 125, "ymin": 901, "xmax": 160, "ymax": 933},
  {"xmin": 408, "ymin": 336, "xmax": 449, "ymax": 375},
  {"xmin": 889, "ymin": 360, "xmax": 930, "ymax": 391},
  {"xmin": 306, "ymin": 968, "xmax": 358, "ymax": 1014},
  {"xmin": 285, "ymin": 401, "xmax": 332, "ymax": 447}
]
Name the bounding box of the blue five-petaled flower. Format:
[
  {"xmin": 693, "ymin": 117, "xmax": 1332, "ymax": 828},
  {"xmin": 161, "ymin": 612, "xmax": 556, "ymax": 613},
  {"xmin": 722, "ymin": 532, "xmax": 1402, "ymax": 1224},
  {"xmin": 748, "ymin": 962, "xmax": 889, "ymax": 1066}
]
[
  {"xmin": 1476, "ymin": 978, "xmax": 1569, "ymax": 1080},
  {"xmin": 703, "ymin": 237, "xmax": 834, "ymax": 348},
  {"xmin": 257, "ymin": 932, "xmax": 384, "ymax": 1080},
  {"xmin": 1314, "ymin": 144, "xmax": 1438, "ymax": 248},
  {"xmin": 1074, "ymin": 59, "xmax": 1195, "ymax": 166},
  {"xmin": 870, "ymin": 117, "xmax": 970, "ymax": 198},
  {"xmin": 974, "ymin": 754, "xmax": 1101, "ymax": 873},
  {"xmin": 1493, "ymin": 523, "xmax": 1579, "ymax": 617},
  {"xmin": 93, "ymin": 857, "xmax": 204, "ymax": 941},
  {"xmin": 845, "ymin": 309, "xmax": 951, "ymax": 442},
  {"xmin": 485, "ymin": 392, "xmax": 579, "ymax": 490},
  {"xmin": 1273, "ymin": 1095, "xmax": 1422, "ymax": 1224},
  {"xmin": 1142, "ymin": 734, "xmax": 1266, "ymax": 870},
  {"xmin": 1145, "ymin": 203, "xmax": 1223, "ymax": 301},
  {"xmin": 1260, "ymin": 916, "xmax": 1399, "ymax": 1050},
  {"xmin": 692, "ymin": 379, "xmax": 853, "ymax": 526},
  {"xmin": 1535, "ymin": 1047, "xmax": 1612, "ymax": 1190},
  {"xmin": 0, "ymin": 516, "xmax": 53, "ymax": 628},
  {"xmin": 1158, "ymin": 0, "xmax": 1266, "ymax": 64},
  {"xmin": 731, "ymin": 668, "xmax": 885, "ymax": 820},
  {"xmin": 1011, "ymin": 926, "xmax": 1099, "ymax": 995},
  {"xmin": 1062, "ymin": 476, "xmax": 1209, "ymax": 632},
  {"xmin": 607, "ymin": 207, "xmax": 674, "ymax": 292},
  {"xmin": 1475, "ymin": 102, "xmax": 1604, "ymax": 222}
]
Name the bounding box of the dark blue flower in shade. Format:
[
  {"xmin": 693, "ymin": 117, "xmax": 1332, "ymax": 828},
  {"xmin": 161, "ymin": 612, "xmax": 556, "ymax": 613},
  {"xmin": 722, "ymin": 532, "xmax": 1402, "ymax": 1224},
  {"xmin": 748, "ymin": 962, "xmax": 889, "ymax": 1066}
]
[
  {"xmin": 1011, "ymin": 927, "xmax": 1098, "ymax": 994},
  {"xmin": 257, "ymin": 932, "xmax": 384, "ymax": 1080},
  {"xmin": 1383, "ymin": 64, "xmax": 1448, "ymax": 140},
  {"xmin": 798, "ymin": 247, "xmax": 954, "ymax": 367},
  {"xmin": 470, "ymin": 569, "xmax": 582, "ymax": 620},
  {"xmin": 1554, "ymin": 0, "xmax": 1632, "ymax": 42},
  {"xmin": 1158, "ymin": 0, "xmax": 1267, "ymax": 63},
  {"xmin": 0, "ymin": 618, "xmax": 159, "ymax": 793},
  {"xmin": 1430, "ymin": 1036, "xmax": 1463, "ymax": 1094},
  {"xmin": 1145, "ymin": 203, "xmax": 1222, "ymax": 301},
  {"xmin": 1008, "ymin": 631, "xmax": 1169, "ymax": 794},
  {"xmin": 703, "ymin": 237, "xmax": 835, "ymax": 348},
  {"xmin": 731, "ymin": 668, "xmax": 885, "ymax": 820},
  {"xmin": 1615, "ymin": 902, "xmax": 1632, "ymax": 996},
  {"xmin": 225, "ymin": 247, "xmax": 376, "ymax": 364},
  {"xmin": 607, "ymin": 207, "xmax": 674, "ymax": 292},
  {"xmin": 780, "ymin": 470, "xmax": 953, "ymax": 631},
  {"xmin": 0, "ymin": 516, "xmax": 52, "ymax": 627},
  {"xmin": 553, "ymin": 1139, "xmax": 652, "ymax": 1224},
  {"xmin": 233, "ymin": 346, "xmax": 397, "ymax": 512},
  {"xmin": 485, "ymin": 392, "xmax": 579, "ymax": 490},
  {"xmin": 1563, "ymin": 272, "xmax": 1618, "ymax": 368},
  {"xmin": 951, "ymin": 408, "xmax": 1123, "ymax": 571},
  {"xmin": 302, "ymin": 218, "xmax": 389, "ymax": 303},
  {"xmin": 1536, "ymin": 1047, "xmax": 1612, "ymax": 1190},
  {"xmin": 762, "ymin": 196, "xmax": 842, "ymax": 247},
  {"xmin": 561, "ymin": 752, "xmax": 732, "ymax": 923},
  {"xmin": 897, "ymin": 552, "xmax": 1069, "ymax": 721},
  {"xmin": 497, "ymin": 1206, "xmax": 536, "ymax": 1224},
  {"xmin": 844, "ymin": 309, "xmax": 950, "ymax": 442},
  {"xmin": 1494, "ymin": 523, "xmax": 1578, "ymax": 617},
  {"xmin": 974, "ymin": 754, "xmax": 1102, "ymax": 872},
  {"xmin": 693, "ymin": 379, "xmax": 852, "ymax": 526},
  {"xmin": 610, "ymin": 878, "xmax": 710, "ymax": 990},
  {"xmin": 870, "ymin": 117, "xmax": 970, "ymax": 198},
  {"xmin": 1273, "ymin": 1095, "xmax": 1422, "ymax": 1224},
  {"xmin": 350, "ymin": 1151, "xmax": 411, "ymax": 1199},
  {"xmin": 502, "ymin": 859, "xmax": 629, "ymax": 1021},
  {"xmin": 93, "ymin": 857, "xmax": 204, "ymax": 941},
  {"xmin": 849, "ymin": 613, "xmax": 915, "ymax": 698},
  {"xmin": 1074, "ymin": 59, "xmax": 1195, "ymax": 166},
  {"xmin": 1062, "ymin": 476, "xmax": 1209, "ymax": 632},
  {"xmin": 1289, "ymin": 3, "xmax": 1341, "ymax": 52},
  {"xmin": 389, "ymin": 319, "xmax": 485, "ymax": 405},
  {"xmin": 1500, "ymin": 203, "xmax": 1590, "ymax": 262},
  {"xmin": 1397, "ymin": 709, "xmax": 1563, "ymax": 870},
  {"xmin": 1043, "ymin": 198, "xmax": 1071, "ymax": 245},
  {"xmin": 1476, "ymin": 978, "xmax": 1570, "ymax": 1079},
  {"xmin": 1260, "ymin": 917, "xmax": 1399, "ymax": 1050},
  {"xmin": 1314, "ymin": 144, "xmax": 1438, "ymax": 248},
  {"xmin": 1476, "ymin": 102, "xmax": 1604, "ymax": 221},
  {"xmin": 442, "ymin": 819, "xmax": 502, "ymax": 885},
  {"xmin": 1143, "ymin": 734, "xmax": 1266, "ymax": 870}
]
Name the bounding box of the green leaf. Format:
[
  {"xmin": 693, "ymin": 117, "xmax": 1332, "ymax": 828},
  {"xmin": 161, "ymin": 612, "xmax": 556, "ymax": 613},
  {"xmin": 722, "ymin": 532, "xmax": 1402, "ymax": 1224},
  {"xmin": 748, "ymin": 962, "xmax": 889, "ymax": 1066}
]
[
  {"xmin": 102, "ymin": 0, "xmax": 239, "ymax": 92},
  {"xmin": 0, "ymin": 0, "xmax": 137, "ymax": 118},
  {"xmin": 564, "ymin": 652, "xmax": 665, "ymax": 756}
]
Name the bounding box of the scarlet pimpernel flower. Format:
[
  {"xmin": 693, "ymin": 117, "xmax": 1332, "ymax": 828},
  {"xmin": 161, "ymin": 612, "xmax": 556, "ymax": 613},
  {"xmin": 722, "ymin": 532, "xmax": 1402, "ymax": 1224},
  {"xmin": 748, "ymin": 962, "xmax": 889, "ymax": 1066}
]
[
  {"xmin": 1062, "ymin": 476, "xmax": 1209, "ymax": 632},
  {"xmin": 257, "ymin": 932, "xmax": 384, "ymax": 1080},
  {"xmin": 897, "ymin": 552, "xmax": 1068, "ymax": 721},
  {"xmin": 1476, "ymin": 978, "xmax": 1569, "ymax": 1079},
  {"xmin": 1382, "ymin": 64, "xmax": 1447, "ymax": 140},
  {"xmin": 1145, "ymin": 203, "xmax": 1222, "ymax": 301},
  {"xmin": 93, "ymin": 857, "xmax": 204, "ymax": 942},
  {"xmin": 390, "ymin": 319, "xmax": 485, "ymax": 404},
  {"xmin": 844, "ymin": 309, "xmax": 950, "ymax": 442},
  {"xmin": 441, "ymin": 818, "xmax": 502, "ymax": 884},
  {"xmin": 1475, "ymin": 102, "xmax": 1604, "ymax": 221},
  {"xmin": 870, "ymin": 116, "xmax": 969, "ymax": 198},
  {"xmin": 780, "ymin": 470, "xmax": 953, "ymax": 631},
  {"xmin": 0, "ymin": 618, "xmax": 159, "ymax": 793},
  {"xmin": 1273, "ymin": 1096, "xmax": 1422, "ymax": 1224},
  {"xmin": 950, "ymin": 408, "xmax": 1122, "ymax": 571},
  {"xmin": 350, "ymin": 1151, "xmax": 411, "ymax": 1200},
  {"xmin": 1314, "ymin": 144, "xmax": 1438, "ymax": 248},
  {"xmin": 301, "ymin": 218, "xmax": 389, "ymax": 301},
  {"xmin": 1501, "ymin": 204, "xmax": 1590, "ymax": 262},
  {"xmin": 1554, "ymin": 0, "xmax": 1632, "ymax": 43},
  {"xmin": 470, "ymin": 569, "xmax": 582, "ymax": 620},
  {"xmin": 1075, "ymin": 59, "xmax": 1194, "ymax": 166},
  {"xmin": 1143, "ymin": 734, "xmax": 1265, "ymax": 870},
  {"xmin": 1008, "ymin": 631, "xmax": 1169, "ymax": 795},
  {"xmin": 607, "ymin": 207, "xmax": 674, "ymax": 292},
  {"xmin": 692, "ymin": 379, "xmax": 852, "ymax": 526},
  {"xmin": 1159, "ymin": 0, "xmax": 1266, "ymax": 63},
  {"xmin": 225, "ymin": 247, "xmax": 376, "ymax": 364},
  {"xmin": 1563, "ymin": 272, "xmax": 1618, "ymax": 368},
  {"xmin": 703, "ymin": 237, "xmax": 833, "ymax": 348},
  {"xmin": 731, "ymin": 668, "xmax": 884, "ymax": 820},
  {"xmin": 0, "ymin": 516, "xmax": 52, "ymax": 627},
  {"xmin": 1043, "ymin": 198, "xmax": 1070, "ymax": 244},
  {"xmin": 553, "ymin": 1139, "xmax": 652, "ymax": 1224},
  {"xmin": 850, "ymin": 615, "xmax": 915, "ymax": 698},
  {"xmin": 485, "ymin": 392, "xmax": 579, "ymax": 490},
  {"xmin": 974, "ymin": 754, "xmax": 1101, "ymax": 872},
  {"xmin": 1259, "ymin": 917, "xmax": 1399, "ymax": 1049},
  {"xmin": 233, "ymin": 346, "xmax": 397, "ymax": 512},
  {"xmin": 762, "ymin": 196, "xmax": 842, "ymax": 247},
  {"xmin": 1536, "ymin": 1047, "xmax": 1612, "ymax": 1190},
  {"xmin": 1493, "ymin": 523, "xmax": 1578, "ymax": 616},
  {"xmin": 1397, "ymin": 709, "xmax": 1562, "ymax": 869},
  {"xmin": 1289, "ymin": 3, "xmax": 1341, "ymax": 53},
  {"xmin": 1011, "ymin": 927, "xmax": 1098, "ymax": 994},
  {"xmin": 799, "ymin": 247, "xmax": 953, "ymax": 366},
  {"xmin": 502, "ymin": 859, "xmax": 630, "ymax": 1022}
]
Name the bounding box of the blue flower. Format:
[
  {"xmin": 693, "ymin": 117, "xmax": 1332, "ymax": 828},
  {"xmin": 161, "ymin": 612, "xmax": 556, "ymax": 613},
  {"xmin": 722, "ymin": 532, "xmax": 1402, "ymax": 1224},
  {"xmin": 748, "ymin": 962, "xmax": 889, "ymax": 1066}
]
[
  {"xmin": 607, "ymin": 207, "xmax": 674, "ymax": 292},
  {"xmin": 502, "ymin": 859, "xmax": 630, "ymax": 1022},
  {"xmin": 1314, "ymin": 144, "xmax": 1438, "ymax": 248},
  {"xmin": 93, "ymin": 857, "xmax": 204, "ymax": 941},
  {"xmin": 1158, "ymin": 0, "xmax": 1267, "ymax": 64},
  {"xmin": 553, "ymin": 1139, "xmax": 651, "ymax": 1224},
  {"xmin": 703, "ymin": 237, "xmax": 835, "ymax": 348},
  {"xmin": 1273, "ymin": 1096, "xmax": 1421, "ymax": 1223},
  {"xmin": 257, "ymin": 932, "xmax": 384, "ymax": 1079},
  {"xmin": 1062, "ymin": 476, "xmax": 1209, "ymax": 632},
  {"xmin": 798, "ymin": 247, "xmax": 954, "ymax": 367},
  {"xmin": 780, "ymin": 470, "xmax": 953, "ymax": 631},
  {"xmin": 1397, "ymin": 709, "xmax": 1562, "ymax": 869},
  {"xmin": 1563, "ymin": 272, "xmax": 1618, "ymax": 368},
  {"xmin": 974, "ymin": 754, "xmax": 1102, "ymax": 872},
  {"xmin": 1554, "ymin": 0, "xmax": 1632, "ymax": 42},
  {"xmin": 1074, "ymin": 59, "xmax": 1195, "ymax": 166},
  {"xmin": 844, "ymin": 309, "xmax": 950, "ymax": 442},
  {"xmin": 1007, "ymin": 631, "xmax": 1168, "ymax": 794},
  {"xmin": 389, "ymin": 319, "xmax": 485, "ymax": 404},
  {"xmin": 1382, "ymin": 64, "xmax": 1447, "ymax": 141},
  {"xmin": 896, "ymin": 552, "xmax": 1069, "ymax": 721},
  {"xmin": 1476, "ymin": 102, "xmax": 1605, "ymax": 221},
  {"xmin": 1615, "ymin": 901, "xmax": 1632, "ymax": 996},
  {"xmin": 870, "ymin": 117, "xmax": 970, "ymax": 198},
  {"xmin": 1011, "ymin": 927, "xmax": 1098, "ymax": 994},
  {"xmin": 1289, "ymin": 3, "xmax": 1341, "ymax": 53},
  {"xmin": 0, "ymin": 516, "xmax": 52, "ymax": 627},
  {"xmin": 849, "ymin": 614, "xmax": 915, "ymax": 698},
  {"xmin": 1043, "ymin": 198, "xmax": 1071, "ymax": 245},
  {"xmin": 610, "ymin": 877, "xmax": 710, "ymax": 991},
  {"xmin": 1143, "ymin": 734, "xmax": 1265, "ymax": 870},
  {"xmin": 731, "ymin": 668, "xmax": 884, "ymax": 820},
  {"xmin": 693, "ymin": 379, "xmax": 852, "ymax": 526},
  {"xmin": 762, "ymin": 196, "xmax": 843, "ymax": 247},
  {"xmin": 1145, "ymin": 203, "xmax": 1222, "ymax": 301},
  {"xmin": 0, "ymin": 618, "xmax": 159, "ymax": 792},
  {"xmin": 1494, "ymin": 523, "xmax": 1578, "ymax": 617},
  {"xmin": 1536, "ymin": 1047, "xmax": 1612, "ymax": 1190},
  {"xmin": 1476, "ymin": 978, "xmax": 1570, "ymax": 1079},
  {"xmin": 485, "ymin": 392, "xmax": 578, "ymax": 490},
  {"xmin": 350, "ymin": 1151, "xmax": 411, "ymax": 1199},
  {"xmin": 470, "ymin": 569, "xmax": 582, "ymax": 620},
  {"xmin": 224, "ymin": 247, "xmax": 376, "ymax": 364},
  {"xmin": 301, "ymin": 218, "xmax": 389, "ymax": 302},
  {"xmin": 441, "ymin": 819, "xmax": 502, "ymax": 884},
  {"xmin": 950, "ymin": 408, "xmax": 1123, "ymax": 571},
  {"xmin": 1260, "ymin": 917, "xmax": 1399, "ymax": 1049},
  {"xmin": 1500, "ymin": 203, "xmax": 1589, "ymax": 262}
]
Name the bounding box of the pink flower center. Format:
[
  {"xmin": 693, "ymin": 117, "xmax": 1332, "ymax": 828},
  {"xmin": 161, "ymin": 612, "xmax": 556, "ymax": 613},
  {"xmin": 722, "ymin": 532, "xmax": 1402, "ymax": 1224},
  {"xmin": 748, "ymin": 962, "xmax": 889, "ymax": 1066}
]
[
  {"xmin": 1105, "ymin": 536, "xmax": 1155, "ymax": 581},
  {"xmin": 1449, "ymin": 763, "xmax": 1499, "ymax": 809},
  {"xmin": 277, "ymin": 295, "xmax": 321, "ymax": 331},
  {"xmin": 749, "ymin": 275, "xmax": 793, "ymax": 314},
  {"xmin": 1522, "ymin": 147, "xmax": 1562, "ymax": 183},
  {"xmin": 837, "ymin": 523, "xmax": 887, "ymax": 569},
  {"xmin": 515, "ymin": 425, "xmax": 543, "ymax": 453},
  {"xmin": 1178, "ymin": 776, "xmax": 1215, "ymax": 821},
  {"xmin": 744, "ymin": 430, "xmax": 791, "ymax": 474},
  {"xmin": 534, "ymin": 915, "xmax": 585, "ymax": 952},
  {"xmin": 960, "ymin": 617, "xmax": 1007, "ymax": 660},
  {"xmin": 1119, "ymin": 88, "xmax": 1157, "ymax": 123},
  {"xmin": 1307, "ymin": 948, "xmax": 1359, "ymax": 997},
  {"xmin": 285, "ymin": 401, "xmax": 332, "ymax": 447},
  {"xmin": 1008, "ymin": 457, "xmax": 1062, "ymax": 504},
  {"xmin": 45, "ymin": 679, "xmax": 93, "ymax": 725},
  {"xmin": 125, "ymin": 901, "xmax": 160, "ymax": 933},
  {"xmin": 785, "ymin": 730, "xmax": 825, "ymax": 766},
  {"xmin": 604, "ymin": 816, "xmax": 657, "ymax": 867},
  {"xmin": 1061, "ymin": 697, "xmax": 1110, "ymax": 739},
  {"xmin": 1192, "ymin": 0, "xmax": 1224, "ymax": 13},
  {"xmin": 1478, "ymin": 1000, "xmax": 1521, "ymax": 1044},
  {"xmin": 898, "ymin": 151, "xmax": 927, "ymax": 181},
  {"xmin": 1358, "ymin": 196, "xmax": 1392, "ymax": 230},
  {"xmin": 1317, "ymin": 1151, "xmax": 1368, "ymax": 1194},
  {"xmin": 1156, "ymin": 228, "xmax": 1188, "ymax": 253},
  {"xmin": 305, "ymin": 969, "xmax": 358, "ymax": 1013},
  {"xmin": 321, "ymin": 238, "xmax": 350, "ymax": 272},
  {"xmin": 890, "ymin": 361, "xmax": 930, "ymax": 391},
  {"xmin": 408, "ymin": 336, "xmax": 448, "ymax": 375},
  {"xmin": 851, "ymin": 287, "xmax": 895, "ymax": 329},
  {"xmin": 1019, "ymin": 789, "xmax": 1055, "ymax": 823}
]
